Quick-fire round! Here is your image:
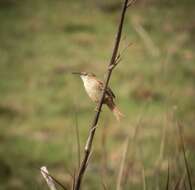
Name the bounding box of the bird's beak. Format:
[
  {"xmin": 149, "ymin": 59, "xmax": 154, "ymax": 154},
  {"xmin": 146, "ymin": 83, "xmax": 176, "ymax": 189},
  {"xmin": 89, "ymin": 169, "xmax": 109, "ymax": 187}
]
[{"xmin": 72, "ymin": 72, "xmax": 81, "ymax": 75}]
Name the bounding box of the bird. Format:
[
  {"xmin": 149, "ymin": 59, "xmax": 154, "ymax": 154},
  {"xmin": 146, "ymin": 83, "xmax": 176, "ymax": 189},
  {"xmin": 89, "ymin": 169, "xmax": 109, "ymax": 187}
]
[{"xmin": 72, "ymin": 71, "xmax": 124, "ymax": 121}]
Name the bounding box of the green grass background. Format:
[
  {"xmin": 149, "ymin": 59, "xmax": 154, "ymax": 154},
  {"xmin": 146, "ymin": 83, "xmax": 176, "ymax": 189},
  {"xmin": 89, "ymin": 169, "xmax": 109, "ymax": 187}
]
[{"xmin": 0, "ymin": 0, "xmax": 195, "ymax": 189}]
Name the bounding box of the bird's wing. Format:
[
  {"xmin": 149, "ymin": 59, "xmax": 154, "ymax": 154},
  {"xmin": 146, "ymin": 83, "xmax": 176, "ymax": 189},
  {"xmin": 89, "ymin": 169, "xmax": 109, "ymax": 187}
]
[
  {"xmin": 107, "ymin": 87, "xmax": 116, "ymax": 99},
  {"xmin": 98, "ymin": 80, "xmax": 115, "ymax": 99}
]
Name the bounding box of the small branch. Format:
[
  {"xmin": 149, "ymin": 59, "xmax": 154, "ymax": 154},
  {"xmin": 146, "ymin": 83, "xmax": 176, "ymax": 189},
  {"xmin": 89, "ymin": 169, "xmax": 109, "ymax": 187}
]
[
  {"xmin": 41, "ymin": 166, "xmax": 57, "ymax": 190},
  {"xmin": 40, "ymin": 166, "xmax": 68, "ymax": 190},
  {"xmin": 120, "ymin": 42, "xmax": 133, "ymax": 57},
  {"xmin": 127, "ymin": 0, "xmax": 137, "ymax": 8},
  {"xmin": 73, "ymin": 0, "xmax": 131, "ymax": 189},
  {"xmin": 113, "ymin": 42, "xmax": 133, "ymax": 69}
]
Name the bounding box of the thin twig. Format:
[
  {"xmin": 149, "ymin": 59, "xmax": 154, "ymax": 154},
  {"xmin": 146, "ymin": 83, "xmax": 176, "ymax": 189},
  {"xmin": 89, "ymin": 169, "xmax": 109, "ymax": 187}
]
[
  {"xmin": 179, "ymin": 172, "xmax": 187, "ymax": 190},
  {"xmin": 116, "ymin": 136, "xmax": 130, "ymax": 190},
  {"xmin": 127, "ymin": 0, "xmax": 137, "ymax": 8},
  {"xmin": 174, "ymin": 172, "xmax": 186, "ymax": 190},
  {"xmin": 41, "ymin": 166, "xmax": 57, "ymax": 190},
  {"xmin": 114, "ymin": 42, "xmax": 133, "ymax": 66},
  {"xmin": 177, "ymin": 122, "xmax": 193, "ymax": 190},
  {"xmin": 157, "ymin": 114, "xmax": 167, "ymax": 164},
  {"xmin": 101, "ymin": 122, "xmax": 108, "ymax": 178},
  {"xmin": 72, "ymin": 169, "xmax": 76, "ymax": 190},
  {"xmin": 132, "ymin": 17, "xmax": 160, "ymax": 57},
  {"xmin": 40, "ymin": 166, "xmax": 68, "ymax": 190},
  {"xmin": 73, "ymin": 105, "xmax": 81, "ymax": 169},
  {"xmin": 74, "ymin": 0, "xmax": 131, "ymax": 189},
  {"xmin": 174, "ymin": 177, "xmax": 182, "ymax": 190},
  {"xmin": 120, "ymin": 42, "xmax": 133, "ymax": 57},
  {"xmin": 184, "ymin": 181, "xmax": 187, "ymax": 190},
  {"xmin": 165, "ymin": 162, "xmax": 170, "ymax": 190},
  {"xmin": 142, "ymin": 167, "xmax": 146, "ymax": 190},
  {"xmin": 122, "ymin": 103, "xmax": 148, "ymax": 187},
  {"xmin": 101, "ymin": 177, "xmax": 109, "ymax": 190}
]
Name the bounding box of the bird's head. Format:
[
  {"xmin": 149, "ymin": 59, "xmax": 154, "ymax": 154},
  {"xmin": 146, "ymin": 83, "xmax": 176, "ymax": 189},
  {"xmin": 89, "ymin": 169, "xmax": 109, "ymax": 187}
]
[{"xmin": 72, "ymin": 71, "xmax": 96, "ymax": 80}]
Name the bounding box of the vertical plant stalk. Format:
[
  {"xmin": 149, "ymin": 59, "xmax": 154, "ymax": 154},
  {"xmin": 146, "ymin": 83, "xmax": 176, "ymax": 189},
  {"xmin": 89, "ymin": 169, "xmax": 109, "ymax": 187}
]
[
  {"xmin": 74, "ymin": 0, "xmax": 134, "ymax": 189},
  {"xmin": 101, "ymin": 122, "xmax": 108, "ymax": 178},
  {"xmin": 177, "ymin": 123, "xmax": 192, "ymax": 190},
  {"xmin": 142, "ymin": 167, "xmax": 146, "ymax": 190},
  {"xmin": 116, "ymin": 137, "xmax": 130, "ymax": 190},
  {"xmin": 73, "ymin": 105, "xmax": 81, "ymax": 169},
  {"xmin": 165, "ymin": 162, "xmax": 169, "ymax": 190}
]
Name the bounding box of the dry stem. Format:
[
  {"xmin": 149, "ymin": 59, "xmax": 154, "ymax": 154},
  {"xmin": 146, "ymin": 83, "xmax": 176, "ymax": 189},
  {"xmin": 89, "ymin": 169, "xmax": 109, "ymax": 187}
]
[
  {"xmin": 177, "ymin": 122, "xmax": 192, "ymax": 190},
  {"xmin": 73, "ymin": 0, "xmax": 133, "ymax": 189},
  {"xmin": 40, "ymin": 166, "xmax": 68, "ymax": 190}
]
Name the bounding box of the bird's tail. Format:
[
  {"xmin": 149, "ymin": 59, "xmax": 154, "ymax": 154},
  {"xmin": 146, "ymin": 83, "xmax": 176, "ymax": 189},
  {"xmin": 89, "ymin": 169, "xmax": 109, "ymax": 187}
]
[{"xmin": 106, "ymin": 100, "xmax": 124, "ymax": 121}]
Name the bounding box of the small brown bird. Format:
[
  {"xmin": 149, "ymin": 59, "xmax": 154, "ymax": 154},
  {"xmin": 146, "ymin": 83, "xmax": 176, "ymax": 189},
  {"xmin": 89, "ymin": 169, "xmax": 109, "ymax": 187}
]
[{"xmin": 73, "ymin": 71, "xmax": 124, "ymax": 121}]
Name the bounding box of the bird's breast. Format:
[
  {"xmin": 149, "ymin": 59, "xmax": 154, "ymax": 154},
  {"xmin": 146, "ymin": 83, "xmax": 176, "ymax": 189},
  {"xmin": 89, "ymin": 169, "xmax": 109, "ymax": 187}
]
[{"xmin": 83, "ymin": 79, "xmax": 101, "ymax": 102}]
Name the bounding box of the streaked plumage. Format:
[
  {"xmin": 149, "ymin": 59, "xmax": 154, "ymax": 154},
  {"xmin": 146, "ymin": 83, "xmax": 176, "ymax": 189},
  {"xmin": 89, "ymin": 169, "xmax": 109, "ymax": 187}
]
[{"xmin": 73, "ymin": 72, "xmax": 124, "ymax": 121}]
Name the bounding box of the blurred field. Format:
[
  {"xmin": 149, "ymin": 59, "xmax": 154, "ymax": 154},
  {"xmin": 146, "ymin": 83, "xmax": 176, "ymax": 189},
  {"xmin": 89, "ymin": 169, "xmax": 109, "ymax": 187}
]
[{"xmin": 0, "ymin": 0, "xmax": 195, "ymax": 189}]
